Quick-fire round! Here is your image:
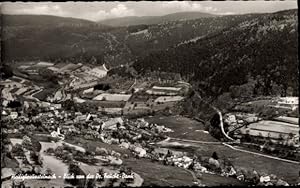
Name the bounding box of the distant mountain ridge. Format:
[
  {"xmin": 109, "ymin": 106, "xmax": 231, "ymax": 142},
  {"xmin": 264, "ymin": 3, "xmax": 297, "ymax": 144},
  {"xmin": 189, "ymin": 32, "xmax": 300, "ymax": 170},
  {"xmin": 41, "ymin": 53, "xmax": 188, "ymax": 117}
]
[
  {"xmin": 2, "ymin": 11, "xmax": 215, "ymax": 27},
  {"xmin": 98, "ymin": 11, "xmax": 215, "ymax": 26},
  {"xmin": 2, "ymin": 14, "xmax": 97, "ymax": 27},
  {"xmin": 0, "ymin": 12, "xmax": 248, "ymax": 65}
]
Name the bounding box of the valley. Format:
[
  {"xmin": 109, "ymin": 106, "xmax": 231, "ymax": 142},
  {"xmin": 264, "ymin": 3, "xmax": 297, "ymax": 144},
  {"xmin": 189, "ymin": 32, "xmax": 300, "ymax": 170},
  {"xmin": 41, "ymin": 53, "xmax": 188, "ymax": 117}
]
[{"xmin": 1, "ymin": 6, "xmax": 299, "ymax": 187}]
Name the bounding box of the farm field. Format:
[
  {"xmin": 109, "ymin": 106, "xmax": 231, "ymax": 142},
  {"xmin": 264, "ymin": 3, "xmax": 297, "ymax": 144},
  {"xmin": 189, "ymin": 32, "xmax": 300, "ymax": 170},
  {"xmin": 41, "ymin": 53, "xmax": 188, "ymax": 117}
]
[
  {"xmin": 129, "ymin": 93, "xmax": 154, "ymax": 102},
  {"xmin": 103, "ymin": 108, "xmax": 123, "ymax": 114},
  {"xmin": 86, "ymin": 100, "xmax": 126, "ymax": 108},
  {"xmin": 100, "ymin": 77, "xmax": 135, "ymax": 91},
  {"xmin": 123, "ymin": 158, "xmax": 195, "ymax": 186},
  {"xmin": 33, "ymin": 88, "xmax": 58, "ymax": 101},
  {"xmin": 93, "ymin": 93, "xmax": 132, "ymax": 101},
  {"xmin": 200, "ymin": 173, "xmax": 246, "ymax": 187},
  {"xmin": 154, "ymin": 96, "xmax": 184, "ymax": 103},
  {"xmin": 244, "ymin": 120, "xmax": 299, "ymax": 135},
  {"xmin": 273, "ymin": 116, "xmax": 299, "ymax": 125},
  {"xmin": 146, "ymin": 116, "xmax": 218, "ymax": 142},
  {"xmin": 35, "ymin": 61, "xmax": 54, "ymax": 67},
  {"xmin": 233, "ymin": 99, "xmax": 276, "ymax": 112}
]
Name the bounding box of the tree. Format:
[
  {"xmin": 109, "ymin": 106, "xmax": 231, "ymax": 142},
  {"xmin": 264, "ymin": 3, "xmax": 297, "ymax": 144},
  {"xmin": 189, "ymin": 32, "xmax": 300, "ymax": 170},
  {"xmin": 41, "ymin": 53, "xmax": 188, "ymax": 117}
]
[
  {"xmin": 244, "ymin": 130, "xmax": 252, "ymax": 142},
  {"xmin": 7, "ymin": 101, "xmax": 22, "ymax": 108},
  {"xmin": 30, "ymin": 151, "xmax": 43, "ymax": 165},
  {"xmin": 212, "ymin": 152, "xmax": 219, "ymax": 160},
  {"xmin": 97, "ymin": 168, "xmax": 105, "ymax": 182},
  {"xmin": 286, "ymin": 86, "xmax": 294, "ymax": 96},
  {"xmin": 54, "ymin": 146, "xmax": 64, "ymax": 158},
  {"xmin": 1, "ymin": 133, "xmax": 10, "ymax": 168},
  {"xmin": 63, "ymin": 99, "xmax": 75, "ymax": 111},
  {"xmin": 46, "ymin": 147, "xmax": 55, "ymax": 154},
  {"xmin": 22, "ymin": 136, "xmax": 33, "ymax": 151},
  {"xmin": 107, "ymin": 178, "xmax": 118, "ymax": 187},
  {"xmin": 87, "ymin": 179, "xmax": 96, "ymax": 188},
  {"xmin": 116, "ymin": 122, "xmax": 121, "ymax": 130},
  {"xmin": 0, "ymin": 64, "xmax": 13, "ymax": 79},
  {"xmin": 67, "ymin": 163, "xmax": 84, "ymax": 186},
  {"xmin": 288, "ymin": 132, "xmax": 295, "ymax": 139},
  {"xmin": 119, "ymin": 181, "xmax": 128, "ymax": 187},
  {"xmin": 45, "ymin": 168, "xmax": 53, "ymax": 175},
  {"xmin": 125, "ymin": 167, "xmax": 132, "ymax": 175},
  {"xmin": 131, "ymin": 88, "xmax": 135, "ymax": 94},
  {"xmin": 164, "ymin": 106, "xmax": 170, "ymax": 113},
  {"xmin": 11, "ymin": 144, "xmax": 24, "ymax": 157}
]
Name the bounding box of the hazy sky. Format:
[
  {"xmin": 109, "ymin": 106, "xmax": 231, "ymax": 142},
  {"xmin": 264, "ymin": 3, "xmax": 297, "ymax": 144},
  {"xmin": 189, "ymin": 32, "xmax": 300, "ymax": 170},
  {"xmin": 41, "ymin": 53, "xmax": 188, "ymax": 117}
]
[{"xmin": 1, "ymin": 1, "xmax": 298, "ymax": 21}]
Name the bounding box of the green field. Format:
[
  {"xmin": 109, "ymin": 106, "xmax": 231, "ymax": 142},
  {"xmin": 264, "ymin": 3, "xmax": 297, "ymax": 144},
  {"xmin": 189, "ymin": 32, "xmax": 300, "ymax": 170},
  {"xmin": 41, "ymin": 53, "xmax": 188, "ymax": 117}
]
[
  {"xmin": 86, "ymin": 100, "xmax": 126, "ymax": 108},
  {"xmin": 146, "ymin": 116, "xmax": 218, "ymax": 142},
  {"xmin": 33, "ymin": 88, "xmax": 58, "ymax": 101},
  {"xmin": 123, "ymin": 158, "xmax": 195, "ymax": 186}
]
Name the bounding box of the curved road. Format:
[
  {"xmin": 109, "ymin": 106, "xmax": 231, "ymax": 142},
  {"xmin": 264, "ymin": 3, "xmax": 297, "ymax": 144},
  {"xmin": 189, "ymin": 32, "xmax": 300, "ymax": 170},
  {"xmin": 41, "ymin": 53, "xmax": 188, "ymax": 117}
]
[
  {"xmin": 187, "ymin": 83, "xmax": 299, "ymax": 164},
  {"xmin": 156, "ymin": 81, "xmax": 299, "ymax": 165},
  {"xmin": 222, "ymin": 143, "xmax": 300, "ymax": 165},
  {"xmin": 181, "ymin": 81, "xmax": 234, "ymax": 141}
]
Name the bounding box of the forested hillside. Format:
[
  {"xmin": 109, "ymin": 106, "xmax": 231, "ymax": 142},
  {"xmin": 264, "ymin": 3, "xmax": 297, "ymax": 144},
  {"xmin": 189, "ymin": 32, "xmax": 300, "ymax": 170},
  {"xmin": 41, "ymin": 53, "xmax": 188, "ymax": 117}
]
[
  {"xmin": 2, "ymin": 13, "xmax": 261, "ymax": 66},
  {"xmin": 133, "ymin": 9, "xmax": 298, "ymax": 97}
]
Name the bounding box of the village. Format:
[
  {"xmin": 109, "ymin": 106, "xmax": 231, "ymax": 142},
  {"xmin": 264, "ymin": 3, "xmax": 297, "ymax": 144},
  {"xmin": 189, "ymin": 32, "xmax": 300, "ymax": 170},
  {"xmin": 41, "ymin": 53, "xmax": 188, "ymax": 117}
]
[
  {"xmin": 1, "ymin": 61, "xmax": 300, "ymax": 187},
  {"xmin": 1, "ymin": 61, "xmax": 197, "ymax": 187}
]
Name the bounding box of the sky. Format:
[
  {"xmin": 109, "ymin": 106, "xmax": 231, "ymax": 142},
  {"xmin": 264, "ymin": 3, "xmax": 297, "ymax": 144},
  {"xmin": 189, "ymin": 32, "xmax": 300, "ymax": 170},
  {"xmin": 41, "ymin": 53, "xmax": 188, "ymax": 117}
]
[{"xmin": 1, "ymin": 1, "xmax": 298, "ymax": 21}]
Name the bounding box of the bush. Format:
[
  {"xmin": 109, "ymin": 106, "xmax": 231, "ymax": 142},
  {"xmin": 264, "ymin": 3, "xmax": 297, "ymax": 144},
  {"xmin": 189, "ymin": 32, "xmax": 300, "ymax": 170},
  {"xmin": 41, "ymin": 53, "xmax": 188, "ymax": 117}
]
[
  {"xmin": 30, "ymin": 151, "xmax": 43, "ymax": 165},
  {"xmin": 46, "ymin": 148, "xmax": 55, "ymax": 154},
  {"xmin": 11, "ymin": 144, "xmax": 24, "ymax": 157},
  {"xmin": 22, "ymin": 136, "xmax": 33, "ymax": 150},
  {"xmin": 54, "ymin": 146, "xmax": 64, "ymax": 158},
  {"xmin": 45, "ymin": 168, "xmax": 53, "ymax": 176},
  {"xmin": 66, "ymin": 163, "xmax": 85, "ymax": 186},
  {"xmin": 0, "ymin": 64, "xmax": 13, "ymax": 79},
  {"xmin": 7, "ymin": 101, "xmax": 22, "ymax": 108}
]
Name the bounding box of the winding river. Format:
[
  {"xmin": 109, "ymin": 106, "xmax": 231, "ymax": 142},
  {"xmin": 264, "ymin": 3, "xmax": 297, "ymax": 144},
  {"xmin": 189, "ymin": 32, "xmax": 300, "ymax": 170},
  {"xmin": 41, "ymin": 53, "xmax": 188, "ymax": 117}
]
[{"xmin": 10, "ymin": 138, "xmax": 84, "ymax": 186}]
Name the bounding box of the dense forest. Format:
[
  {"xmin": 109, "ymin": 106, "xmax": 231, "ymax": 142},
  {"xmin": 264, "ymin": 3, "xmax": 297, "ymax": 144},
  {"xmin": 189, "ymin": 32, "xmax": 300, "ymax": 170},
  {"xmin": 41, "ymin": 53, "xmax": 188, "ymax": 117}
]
[
  {"xmin": 2, "ymin": 13, "xmax": 263, "ymax": 66},
  {"xmin": 133, "ymin": 9, "xmax": 298, "ymax": 98}
]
